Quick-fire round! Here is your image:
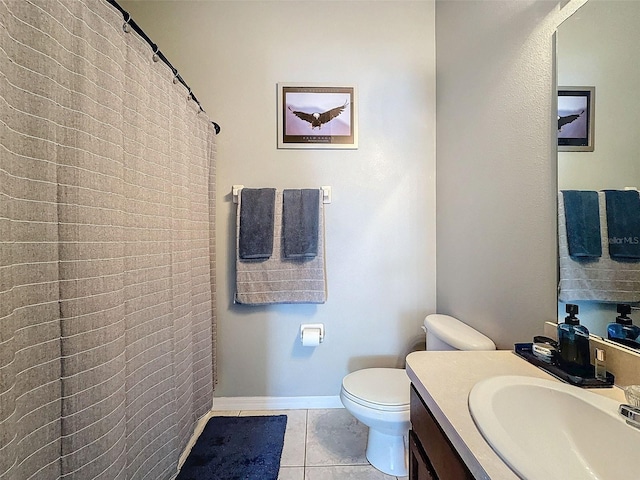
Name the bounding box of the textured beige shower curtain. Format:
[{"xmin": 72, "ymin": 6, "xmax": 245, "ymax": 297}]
[{"xmin": 1, "ymin": 1, "xmax": 216, "ymax": 479}]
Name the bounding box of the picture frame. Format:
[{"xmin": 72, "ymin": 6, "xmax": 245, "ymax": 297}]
[
  {"xmin": 558, "ymin": 86, "xmax": 595, "ymax": 152},
  {"xmin": 277, "ymin": 83, "xmax": 358, "ymax": 149}
]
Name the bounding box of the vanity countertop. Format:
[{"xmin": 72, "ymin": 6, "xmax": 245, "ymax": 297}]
[{"xmin": 405, "ymin": 350, "xmax": 627, "ymax": 480}]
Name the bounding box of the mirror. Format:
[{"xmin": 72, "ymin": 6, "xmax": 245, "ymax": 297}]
[{"xmin": 557, "ymin": 0, "xmax": 640, "ymax": 348}]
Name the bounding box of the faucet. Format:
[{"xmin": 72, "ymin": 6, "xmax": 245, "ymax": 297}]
[{"xmin": 618, "ymin": 404, "xmax": 640, "ymax": 429}]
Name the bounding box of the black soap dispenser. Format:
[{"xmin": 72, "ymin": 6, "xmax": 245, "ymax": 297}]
[
  {"xmin": 558, "ymin": 304, "xmax": 591, "ymax": 376},
  {"xmin": 607, "ymin": 304, "xmax": 640, "ymax": 349}
]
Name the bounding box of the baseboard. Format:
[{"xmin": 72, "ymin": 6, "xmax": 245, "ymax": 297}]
[
  {"xmin": 178, "ymin": 409, "xmax": 215, "ymax": 469},
  {"xmin": 212, "ymin": 395, "xmax": 343, "ymax": 411}
]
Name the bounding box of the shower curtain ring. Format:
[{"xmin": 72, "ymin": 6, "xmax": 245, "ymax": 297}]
[
  {"xmin": 123, "ymin": 13, "xmax": 131, "ymax": 33},
  {"xmin": 152, "ymin": 45, "xmax": 160, "ymax": 62},
  {"xmin": 173, "ymin": 72, "xmax": 179, "ymax": 85}
]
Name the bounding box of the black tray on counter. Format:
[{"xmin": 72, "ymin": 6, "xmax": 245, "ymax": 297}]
[{"xmin": 514, "ymin": 343, "xmax": 615, "ymax": 388}]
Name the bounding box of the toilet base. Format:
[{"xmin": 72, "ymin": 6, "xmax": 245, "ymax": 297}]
[{"xmin": 365, "ymin": 428, "xmax": 408, "ymax": 477}]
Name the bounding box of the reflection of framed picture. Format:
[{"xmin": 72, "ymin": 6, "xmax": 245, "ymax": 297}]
[
  {"xmin": 558, "ymin": 86, "xmax": 595, "ymax": 152},
  {"xmin": 277, "ymin": 83, "xmax": 358, "ymax": 149}
]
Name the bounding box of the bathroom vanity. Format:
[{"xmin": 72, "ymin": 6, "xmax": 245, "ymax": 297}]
[
  {"xmin": 405, "ymin": 350, "xmax": 626, "ymax": 479},
  {"xmin": 409, "ymin": 384, "xmax": 473, "ymax": 479}
]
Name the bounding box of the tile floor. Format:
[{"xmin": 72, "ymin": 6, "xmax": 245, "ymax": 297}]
[{"xmin": 210, "ymin": 408, "xmax": 408, "ymax": 480}]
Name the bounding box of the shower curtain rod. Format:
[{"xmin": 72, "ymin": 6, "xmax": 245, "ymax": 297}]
[{"xmin": 105, "ymin": 0, "xmax": 221, "ymax": 135}]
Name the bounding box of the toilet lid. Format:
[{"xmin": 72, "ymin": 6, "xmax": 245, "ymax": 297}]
[
  {"xmin": 342, "ymin": 368, "xmax": 410, "ymax": 407},
  {"xmin": 424, "ymin": 314, "xmax": 496, "ymax": 351}
]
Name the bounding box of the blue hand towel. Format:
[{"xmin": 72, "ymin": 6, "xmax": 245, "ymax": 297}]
[
  {"xmin": 283, "ymin": 189, "xmax": 320, "ymax": 258},
  {"xmin": 239, "ymin": 188, "xmax": 276, "ymax": 259},
  {"xmin": 604, "ymin": 190, "xmax": 640, "ymax": 259},
  {"xmin": 562, "ymin": 190, "xmax": 602, "ymax": 258}
]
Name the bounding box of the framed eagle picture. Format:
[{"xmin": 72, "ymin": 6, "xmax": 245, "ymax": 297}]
[
  {"xmin": 277, "ymin": 83, "xmax": 358, "ymax": 149},
  {"xmin": 558, "ymin": 86, "xmax": 595, "ymax": 152}
]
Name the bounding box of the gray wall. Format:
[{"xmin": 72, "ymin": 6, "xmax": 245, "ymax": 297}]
[
  {"xmin": 435, "ymin": 0, "xmax": 562, "ymax": 348},
  {"xmin": 122, "ymin": 0, "xmax": 437, "ymax": 397},
  {"xmin": 121, "ymin": 0, "xmax": 574, "ymax": 394}
]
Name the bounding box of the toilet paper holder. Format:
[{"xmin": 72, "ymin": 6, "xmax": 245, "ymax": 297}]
[{"xmin": 300, "ymin": 323, "xmax": 324, "ymax": 344}]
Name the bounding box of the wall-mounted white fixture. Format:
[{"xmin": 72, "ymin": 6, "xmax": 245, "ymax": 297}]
[
  {"xmin": 321, "ymin": 186, "xmax": 332, "ymax": 204},
  {"xmin": 232, "ymin": 185, "xmax": 332, "ymax": 204},
  {"xmin": 300, "ymin": 323, "xmax": 324, "ymax": 347},
  {"xmin": 232, "ymin": 184, "xmax": 244, "ymax": 203}
]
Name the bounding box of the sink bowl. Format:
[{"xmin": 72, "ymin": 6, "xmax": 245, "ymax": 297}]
[{"xmin": 469, "ymin": 375, "xmax": 640, "ymax": 480}]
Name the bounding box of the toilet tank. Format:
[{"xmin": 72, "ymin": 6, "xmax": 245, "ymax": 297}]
[{"xmin": 424, "ymin": 314, "xmax": 496, "ymax": 351}]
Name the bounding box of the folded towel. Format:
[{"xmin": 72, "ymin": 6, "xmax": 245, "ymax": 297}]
[
  {"xmin": 238, "ymin": 188, "xmax": 276, "ymax": 259},
  {"xmin": 235, "ymin": 191, "xmax": 326, "ymax": 304},
  {"xmin": 604, "ymin": 190, "xmax": 640, "ymax": 259},
  {"xmin": 562, "ymin": 190, "xmax": 602, "ymax": 258},
  {"xmin": 283, "ymin": 189, "xmax": 320, "ymax": 258}
]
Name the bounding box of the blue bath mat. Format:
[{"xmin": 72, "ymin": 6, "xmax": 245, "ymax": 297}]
[{"xmin": 176, "ymin": 415, "xmax": 287, "ymax": 480}]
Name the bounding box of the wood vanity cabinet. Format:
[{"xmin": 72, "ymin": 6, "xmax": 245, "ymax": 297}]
[{"xmin": 409, "ymin": 384, "xmax": 475, "ymax": 480}]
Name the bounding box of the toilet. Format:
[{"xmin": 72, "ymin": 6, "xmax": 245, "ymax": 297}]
[{"xmin": 340, "ymin": 314, "xmax": 496, "ymax": 476}]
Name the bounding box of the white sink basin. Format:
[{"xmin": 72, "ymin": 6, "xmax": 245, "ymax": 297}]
[{"xmin": 468, "ymin": 375, "xmax": 640, "ymax": 480}]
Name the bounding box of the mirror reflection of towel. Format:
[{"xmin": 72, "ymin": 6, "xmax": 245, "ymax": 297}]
[
  {"xmin": 558, "ymin": 191, "xmax": 640, "ymax": 303},
  {"xmin": 604, "ymin": 190, "xmax": 640, "ymax": 259},
  {"xmin": 562, "ymin": 190, "xmax": 602, "ymax": 258}
]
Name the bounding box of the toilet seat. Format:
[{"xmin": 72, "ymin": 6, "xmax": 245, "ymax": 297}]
[{"xmin": 341, "ymin": 368, "xmax": 410, "ymax": 412}]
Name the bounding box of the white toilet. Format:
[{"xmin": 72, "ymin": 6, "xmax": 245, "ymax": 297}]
[{"xmin": 340, "ymin": 314, "xmax": 496, "ymax": 476}]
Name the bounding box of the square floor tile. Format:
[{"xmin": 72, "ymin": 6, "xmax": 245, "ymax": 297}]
[
  {"xmin": 304, "ymin": 465, "xmax": 397, "ymax": 480},
  {"xmin": 305, "ymin": 409, "xmax": 368, "ymax": 466},
  {"xmin": 277, "ymin": 466, "xmax": 304, "ymax": 480}
]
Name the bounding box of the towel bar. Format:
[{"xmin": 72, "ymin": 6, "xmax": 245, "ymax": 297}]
[{"xmin": 232, "ymin": 185, "xmax": 332, "ymax": 204}]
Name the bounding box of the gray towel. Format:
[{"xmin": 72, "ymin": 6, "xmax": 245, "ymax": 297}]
[
  {"xmin": 235, "ymin": 190, "xmax": 326, "ymax": 304},
  {"xmin": 283, "ymin": 189, "xmax": 320, "ymax": 258},
  {"xmin": 238, "ymin": 188, "xmax": 276, "ymax": 260}
]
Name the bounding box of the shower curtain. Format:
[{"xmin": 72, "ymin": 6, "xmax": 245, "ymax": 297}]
[{"xmin": 0, "ymin": 1, "xmax": 216, "ymax": 479}]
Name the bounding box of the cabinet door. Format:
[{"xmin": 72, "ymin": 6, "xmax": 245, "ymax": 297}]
[
  {"xmin": 409, "ymin": 430, "xmax": 436, "ymax": 480},
  {"xmin": 410, "ymin": 385, "xmax": 475, "ymax": 480}
]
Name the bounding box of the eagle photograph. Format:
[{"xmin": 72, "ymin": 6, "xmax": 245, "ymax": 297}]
[
  {"xmin": 284, "ymin": 91, "xmax": 352, "ymax": 136},
  {"xmin": 558, "ymin": 94, "xmax": 588, "ymax": 141}
]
